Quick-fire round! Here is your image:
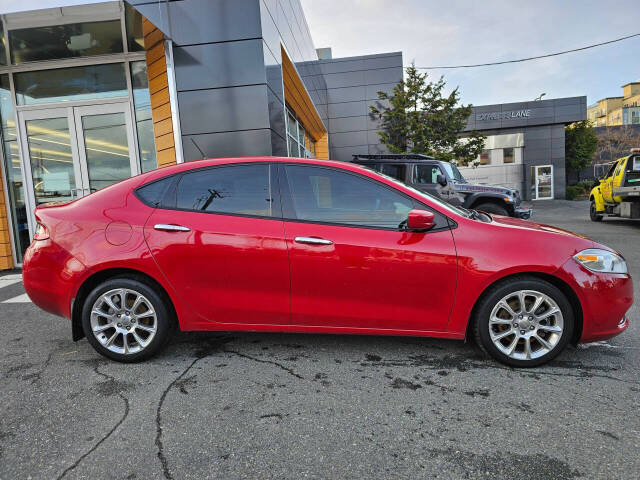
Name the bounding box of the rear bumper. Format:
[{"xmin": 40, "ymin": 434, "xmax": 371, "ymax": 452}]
[
  {"xmin": 22, "ymin": 239, "xmax": 86, "ymax": 319},
  {"xmin": 556, "ymin": 259, "xmax": 633, "ymax": 343}
]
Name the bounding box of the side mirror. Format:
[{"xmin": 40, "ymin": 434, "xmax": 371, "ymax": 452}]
[
  {"xmin": 436, "ymin": 174, "xmax": 447, "ymax": 187},
  {"xmin": 407, "ymin": 209, "xmax": 435, "ymax": 231}
]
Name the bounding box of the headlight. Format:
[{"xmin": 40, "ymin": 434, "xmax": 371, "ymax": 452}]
[{"xmin": 573, "ymin": 248, "xmax": 628, "ymax": 274}]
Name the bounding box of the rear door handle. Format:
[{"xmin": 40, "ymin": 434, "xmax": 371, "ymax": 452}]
[
  {"xmin": 294, "ymin": 236, "xmax": 333, "ymax": 245},
  {"xmin": 154, "ymin": 224, "xmax": 191, "ymax": 232}
]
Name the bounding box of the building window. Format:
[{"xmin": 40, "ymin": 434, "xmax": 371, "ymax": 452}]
[
  {"xmin": 125, "ymin": 3, "xmax": 145, "ymax": 52},
  {"xmin": 0, "ymin": 22, "xmax": 6, "ymax": 65},
  {"xmin": 285, "ymin": 107, "xmax": 315, "ymax": 158},
  {"xmin": 0, "ymin": 75, "xmax": 29, "ymax": 262},
  {"xmin": 131, "ymin": 61, "xmax": 157, "ymax": 173},
  {"xmin": 480, "ymin": 150, "xmax": 490, "ymax": 165},
  {"xmin": 14, "ymin": 63, "xmax": 128, "ymax": 106},
  {"xmin": 9, "ymin": 20, "xmax": 124, "ymax": 64},
  {"xmin": 503, "ymin": 148, "xmax": 515, "ymax": 164}
]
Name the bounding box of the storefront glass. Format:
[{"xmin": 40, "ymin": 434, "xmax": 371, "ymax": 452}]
[
  {"xmin": 9, "ymin": 20, "xmax": 123, "ymax": 64},
  {"xmin": 125, "ymin": 4, "xmax": 146, "ymax": 52},
  {"xmin": 131, "ymin": 61, "xmax": 157, "ymax": 172},
  {"xmin": 14, "ymin": 63, "xmax": 128, "ymax": 105},
  {"xmin": 0, "ymin": 75, "xmax": 29, "ymax": 262},
  {"xmin": 0, "ymin": 23, "xmax": 7, "ymax": 65}
]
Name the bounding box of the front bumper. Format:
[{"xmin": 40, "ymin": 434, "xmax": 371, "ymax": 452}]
[
  {"xmin": 514, "ymin": 206, "xmax": 533, "ymax": 219},
  {"xmin": 556, "ymin": 258, "xmax": 633, "ymax": 343}
]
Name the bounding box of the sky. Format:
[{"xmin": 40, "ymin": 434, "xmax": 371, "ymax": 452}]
[{"xmin": 300, "ymin": 0, "xmax": 640, "ymax": 107}]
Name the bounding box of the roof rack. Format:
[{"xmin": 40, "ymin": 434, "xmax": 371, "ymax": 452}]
[{"xmin": 352, "ymin": 153, "xmax": 436, "ymax": 162}]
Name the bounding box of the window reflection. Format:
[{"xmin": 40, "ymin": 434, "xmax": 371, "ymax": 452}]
[
  {"xmin": 0, "ymin": 22, "xmax": 7, "ymax": 65},
  {"xmin": 131, "ymin": 61, "xmax": 157, "ymax": 173},
  {"xmin": 125, "ymin": 4, "xmax": 146, "ymax": 52},
  {"xmin": 14, "ymin": 63, "xmax": 128, "ymax": 105},
  {"xmin": 9, "ymin": 20, "xmax": 123, "ymax": 64},
  {"xmin": 0, "ymin": 75, "xmax": 29, "ymax": 262}
]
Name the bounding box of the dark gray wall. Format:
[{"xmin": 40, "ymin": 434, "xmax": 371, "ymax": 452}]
[
  {"xmin": 130, "ymin": 0, "xmax": 402, "ymax": 162},
  {"xmin": 300, "ymin": 52, "xmax": 403, "ymax": 161},
  {"xmin": 130, "ymin": 0, "xmax": 274, "ymax": 161},
  {"xmin": 464, "ymin": 97, "xmax": 586, "ymax": 200}
]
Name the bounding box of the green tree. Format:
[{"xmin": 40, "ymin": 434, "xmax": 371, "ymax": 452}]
[
  {"xmin": 565, "ymin": 120, "xmax": 598, "ymax": 182},
  {"xmin": 369, "ymin": 64, "xmax": 485, "ymax": 164}
]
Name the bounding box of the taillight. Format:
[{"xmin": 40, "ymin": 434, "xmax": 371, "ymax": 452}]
[{"xmin": 33, "ymin": 222, "xmax": 50, "ymax": 241}]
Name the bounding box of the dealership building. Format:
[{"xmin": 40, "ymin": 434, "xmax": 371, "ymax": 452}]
[
  {"xmin": 460, "ymin": 96, "xmax": 586, "ymax": 202},
  {"xmin": 0, "ymin": 0, "xmax": 586, "ymax": 271}
]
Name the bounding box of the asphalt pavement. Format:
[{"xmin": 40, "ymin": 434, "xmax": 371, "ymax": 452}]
[{"xmin": 0, "ymin": 200, "xmax": 638, "ymax": 480}]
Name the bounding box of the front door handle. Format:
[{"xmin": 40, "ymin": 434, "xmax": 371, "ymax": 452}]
[
  {"xmin": 154, "ymin": 224, "xmax": 191, "ymax": 232},
  {"xmin": 294, "ymin": 236, "xmax": 333, "ymax": 245}
]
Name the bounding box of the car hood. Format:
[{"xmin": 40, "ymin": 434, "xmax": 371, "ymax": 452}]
[
  {"xmin": 486, "ymin": 214, "xmax": 596, "ymax": 251},
  {"xmin": 453, "ymin": 182, "xmax": 515, "ymax": 196}
]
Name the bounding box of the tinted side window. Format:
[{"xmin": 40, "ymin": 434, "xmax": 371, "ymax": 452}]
[
  {"xmin": 176, "ymin": 164, "xmax": 273, "ymax": 217},
  {"xmin": 380, "ymin": 164, "xmax": 406, "ymax": 181},
  {"xmin": 136, "ymin": 176, "xmax": 173, "ymax": 207},
  {"xmin": 285, "ymin": 165, "xmax": 413, "ymax": 229},
  {"xmin": 413, "ymin": 165, "xmax": 443, "ymax": 184}
]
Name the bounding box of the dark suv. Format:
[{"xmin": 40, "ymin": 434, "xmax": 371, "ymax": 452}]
[{"xmin": 352, "ymin": 154, "xmax": 532, "ymax": 219}]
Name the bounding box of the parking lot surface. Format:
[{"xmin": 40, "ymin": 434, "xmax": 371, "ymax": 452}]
[{"xmin": 1, "ymin": 200, "xmax": 638, "ymax": 480}]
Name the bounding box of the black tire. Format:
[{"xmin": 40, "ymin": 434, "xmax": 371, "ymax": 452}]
[
  {"xmin": 474, "ymin": 202, "xmax": 509, "ymax": 216},
  {"xmin": 82, "ymin": 276, "xmax": 174, "ymax": 362},
  {"xmin": 473, "ymin": 276, "xmax": 574, "ymax": 367},
  {"xmin": 590, "ymin": 201, "xmax": 603, "ymax": 222}
]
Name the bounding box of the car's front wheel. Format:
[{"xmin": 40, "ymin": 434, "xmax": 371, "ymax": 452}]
[
  {"xmin": 474, "ymin": 202, "xmax": 509, "ymax": 216},
  {"xmin": 474, "ymin": 277, "xmax": 574, "ymax": 367},
  {"xmin": 82, "ymin": 276, "xmax": 174, "ymax": 362}
]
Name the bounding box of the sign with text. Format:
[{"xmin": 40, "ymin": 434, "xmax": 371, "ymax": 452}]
[{"xmin": 476, "ymin": 109, "xmax": 532, "ymax": 121}]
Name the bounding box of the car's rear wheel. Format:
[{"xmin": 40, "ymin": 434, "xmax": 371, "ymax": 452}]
[
  {"xmin": 474, "ymin": 277, "xmax": 574, "ymax": 367},
  {"xmin": 590, "ymin": 201, "xmax": 603, "ymax": 222},
  {"xmin": 474, "ymin": 202, "xmax": 509, "ymax": 216},
  {"xmin": 82, "ymin": 277, "xmax": 173, "ymax": 362}
]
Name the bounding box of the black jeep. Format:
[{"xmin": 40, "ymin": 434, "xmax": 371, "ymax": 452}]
[{"xmin": 352, "ymin": 154, "xmax": 532, "ymax": 219}]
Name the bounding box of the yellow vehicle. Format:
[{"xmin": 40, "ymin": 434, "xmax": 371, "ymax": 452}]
[{"xmin": 590, "ymin": 148, "xmax": 640, "ymax": 221}]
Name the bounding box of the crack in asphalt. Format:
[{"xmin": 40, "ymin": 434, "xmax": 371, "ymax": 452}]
[
  {"xmin": 224, "ymin": 349, "xmax": 305, "ymax": 380},
  {"xmin": 57, "ymin": 364, "xmax": 130, "ymax": 480},
  {"xmin": 155, "ymin": 337, "xmax": 232, "ymax": 480},
  {"xmin": 22, "ymin": 351, "xmax": 54, "ymax": 385}
]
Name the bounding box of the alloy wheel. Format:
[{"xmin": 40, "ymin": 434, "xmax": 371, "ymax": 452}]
[
  {"xmin": 90, "ymin": 288, "xmax": 158, "ymax": 355},
  {"xmin": 488, "ymin": 289, "xmax": 564, "ymax": 361}
]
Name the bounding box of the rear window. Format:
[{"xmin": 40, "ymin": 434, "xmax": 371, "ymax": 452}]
[
  {"xmin": 175, "ymin": 164, "xmax": 273, "ymax": 217},
  {"xmin": 136, "ymin": 177, "xmax": 174, "ymax": 207}
]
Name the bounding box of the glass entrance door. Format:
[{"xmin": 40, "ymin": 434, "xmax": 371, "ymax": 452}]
[
  {"xmin": 530, "ymin": 165, "xmax": 554, "ymax": 200},
  {"xmin": 18, "ymin": 102, "xmax": 138, "ymax": 236}
]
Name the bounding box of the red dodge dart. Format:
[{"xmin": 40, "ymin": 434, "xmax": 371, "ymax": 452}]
[{"xmin": 22, "ymin": 157, "xmax": 633, "ymax": 367}]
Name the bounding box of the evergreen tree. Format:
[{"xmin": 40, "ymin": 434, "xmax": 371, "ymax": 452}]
[
  {"xmin": 370, "ymin": 64, "xmax": 485, "ymax": 164},
  {"xmin": 565, "ymin": 121, "xmax": 598, "ymax": 181}
]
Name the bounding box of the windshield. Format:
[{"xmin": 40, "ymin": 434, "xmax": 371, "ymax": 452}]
[{"xmin": 441, "ymin": 162, "xmax": 466, "ymax": 183}]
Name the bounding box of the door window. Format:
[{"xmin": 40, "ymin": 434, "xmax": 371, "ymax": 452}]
[
  {"xmin": 284, "ymin": 165, "xmax": 414, "ymax": 229},
  {"xmin": 176, "ymin": 164, "xmax": 274, "ymax": 217},
  {"xmin": 413, "ymin": 165, "xmax": 443, "ymax": 184},
  {"xmin": 380, "ymin": 164, "xmax": 406, "ymax": 181}
]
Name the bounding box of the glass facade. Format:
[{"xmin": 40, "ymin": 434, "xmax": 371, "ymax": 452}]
[
  {"xmin": 0, "ymin": 75, "xmax": 29, "ymax": 262},
  {"xmin": 9, "ymin": 20, "xmax": 124, "ymax": 64},
  {"xmin": 0, "ymin": 22, "xmax": 6, "ymax": 65},
  {"xmin": 285, "ymin": 107, "xmax": 315, "ymax": 158},
  {"xmin": 0, "ymin": 5, "xmax": 159, "ymax": 265},
  {"xmin": 14, "ymin": 63, "xmax": 128, "ymax": 105},
  {"xmin": 131, "ymin": 61, "xmax": 157, "ymax": 173}
]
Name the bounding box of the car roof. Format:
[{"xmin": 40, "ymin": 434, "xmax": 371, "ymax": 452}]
[{"xmin": 352, "ymin": 154, "xmax": 439, "ymax": 164}]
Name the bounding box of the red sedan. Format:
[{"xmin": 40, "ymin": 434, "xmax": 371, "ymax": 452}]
[{"xmin": 22, "ymin": 157, "xmax": 633, "ymax": 367}]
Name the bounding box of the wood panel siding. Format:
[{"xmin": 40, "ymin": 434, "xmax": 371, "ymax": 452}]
[
  {"xmin": 143, "ymin": 17, "xmax": 177, "ymax": 168},
  {"xmin": 281, "ymin": 47, "xmax": 328, "ymax": 159},
  {"xmin": 0, "ymin": 178, "xmax": 11, "ymax": 269}
]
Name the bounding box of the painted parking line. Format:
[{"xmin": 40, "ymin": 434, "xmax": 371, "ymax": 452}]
[
  {"xmin": 2, "ymin": 293, "xmax": 31, "ymax": 304},
  {"xmin": 0, "ymin": 274, "xmax": 22, "ymax": 289}
]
